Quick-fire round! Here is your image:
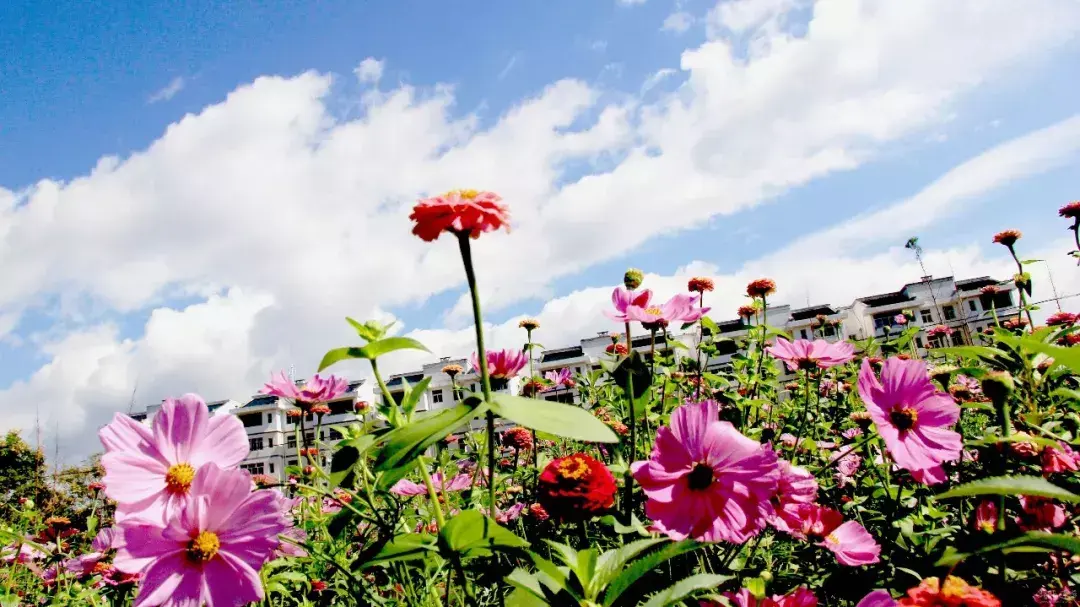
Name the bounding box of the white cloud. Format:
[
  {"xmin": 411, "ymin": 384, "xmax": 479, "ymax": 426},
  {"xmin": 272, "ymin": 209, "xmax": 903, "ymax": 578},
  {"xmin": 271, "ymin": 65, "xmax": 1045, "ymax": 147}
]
[
  {"xmin": 662, "ymin": 11, "xmax": 695, "ymax": 33},
  {"xmin": 148, "ymin": 77, "xmax": 186, "ymax": 104},
  {"xmin": 641, "ymin": 68, "xmax": 678, "ymax": 94},
  {"xmin": 354, "ymin": 58, "xmax": 385, "ymax": 84},
  {"xmin": 709, "ymin": 0, "xmax": 799, "ymax": 34},
  {"xmin": 618, "ymin": 0, "xmax": 647, "ymax": 5},
  {"xmin": 2, "ymin": 0, "xmax": 1080, "ymax": 458}
]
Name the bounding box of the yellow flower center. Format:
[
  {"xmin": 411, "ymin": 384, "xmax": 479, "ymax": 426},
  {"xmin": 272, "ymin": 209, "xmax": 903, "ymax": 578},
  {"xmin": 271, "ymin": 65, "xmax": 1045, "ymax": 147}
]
[
  {"xmin": 889, "ymin": 407, "xmax": 918, "ymax": 431},
  {"xmin": 825, "ymin": 533, "xmax": 839, "ymax": 545},
  {"xmin": 556, "ymin": 457, "xmax": 590, "ymax": 481},
  {"xmin": 644, "ymin": 306, "xmax": 663, "ymax": 316},
  {"xmin": 941, "ymin": 576, "xmax": 968, "ymax": 598},
  {"xmin": 448, "ymin": 189, "xmax": 480, "ymax": 200},
  {"xmin": 165, "ymin": 463, "xmax": 196, "ymax": 494},
  {"xmin": 187, "ymin": 531, "xmax": 220, "ymax": 563}
]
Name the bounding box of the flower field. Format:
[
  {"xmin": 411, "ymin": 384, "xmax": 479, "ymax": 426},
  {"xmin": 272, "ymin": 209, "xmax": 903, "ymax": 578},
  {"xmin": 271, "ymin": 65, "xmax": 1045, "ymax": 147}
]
[{"xmin": 4, "ymin": 193, "xmax": 1080, "ymax": 606}]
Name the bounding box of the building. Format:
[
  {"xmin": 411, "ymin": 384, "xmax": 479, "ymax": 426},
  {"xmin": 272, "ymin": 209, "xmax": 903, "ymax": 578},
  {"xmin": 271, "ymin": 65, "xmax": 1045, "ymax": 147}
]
[{"xmin": 126, "ymin": 274, "xmax": 1016, "ymax": 477}]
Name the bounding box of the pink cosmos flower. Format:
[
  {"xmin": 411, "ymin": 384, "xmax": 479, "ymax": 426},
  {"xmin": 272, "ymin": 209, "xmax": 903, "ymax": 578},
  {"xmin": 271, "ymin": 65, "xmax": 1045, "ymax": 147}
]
[
  {"xmin": 974, "ymin": 500, "xmax": 998, "ymax": 533},
  {"xmin": 856, "ymin": 357, "xmax": 962, "ymax": 484},
  {"xmin": 543, "ymin": 368, "xmax": 575, "ymax": 390},
  {"xmin": 605, "ymin": 287, "xmax": 653, "ymax": 323},
  {"xmin": 1042, "ymin": 442, "xmax": 1080, "ymax": 475},
  {"xmin": 64, "ymin": 528, "xmax": 117, "ymax": 576},
  {"xmin": 856, "ymin": 590, "xmax": 897, "ymax": 607},
  {"xmin": 893, "ymin": 314, "xmax": 908, "ymax": 326},
  {"xmin": 0, "ymin": 540, "xmax": 46, "ymax": 564},
  {"xmin": 769, "ymin": 461, "xmax": 818, "ymax": 534},
  {"xmin": 784, "ymin": 504, "xmax": 881, "ymax": 566},
  {"xmin": 261, "ymin": 372, "xmax": 349, "ymax": 408},
  {"xmin": 626, "ymin": 293, "xmax": 711, "ymax": 328},
  {"xmin": 113, "ymin": 464, "xmax": 287, "ymax": 607},
  {"xmin": 766, "ymin": 338, "xmax": 856, "ymax": 371},
  {"xmin": 842, "ymin": 428, "xmax": 863, "ymax": 440},
  {"xmin": 716, "ymin": 587, "xmax": 818, "ymax": 606},
  {"xmin": 631, "ymin": 400, "xmax": 780, "ymax": 543},
  {"xmin": 99, "ymin": 394, "xmax": 249, "ymax": 524},
  {"xmin": 834, "ymin": 452, "xmax": 862, "ymax": 488},
  {"xmin": 1017, "ymin": 496, "xmax": 1066, "ymax": 531},
  {"xmin": 496, "ymin": 502, "xmax": 526, "ymax": 524},
  {"xmin": 472, "ymin": 348, "xmax": 528, "ymax": 380},
  {"xmin": 390, "ymin": 472, "xmax": 472, "ymax": 497}
]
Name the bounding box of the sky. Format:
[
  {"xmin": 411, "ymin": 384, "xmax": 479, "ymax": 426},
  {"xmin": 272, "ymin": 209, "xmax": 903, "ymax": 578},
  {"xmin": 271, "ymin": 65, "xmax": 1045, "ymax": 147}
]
[{"xmin": 2, "ymin": 0, "xmax": 1080, "ymax": 464}]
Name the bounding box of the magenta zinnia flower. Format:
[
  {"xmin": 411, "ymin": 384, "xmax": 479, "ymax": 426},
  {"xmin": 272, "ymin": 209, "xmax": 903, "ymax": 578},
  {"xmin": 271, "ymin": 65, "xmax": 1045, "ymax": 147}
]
[
  {"xmin": 769, "ymin": 461, "xmax": 818, "ymax": 534},
  {"xmin": 543, "ymin": 367, "xmax": 575, "ymax": 390},
  {"xmin": 719, "ymin": 587, "xmax": 818, "ymax": 606},
  {"xmin": 99, "ymin": 394, "xmax": 249, "ymax": 524},
  {"xmin": 604, "ymin": 287, "xmax": 653, "ymax": 323},
  {"xmin": 113, "ymin": 464, "xmax": 287, "ymax": 607},
  {"xmin": 857, "ymin": 357, "xmax": 962, "ymax": 484},
  {"xmin": 261, "ymin": 372, "xmax": 349, "ymax": 408},
  {"xmin": 1042, "ymin": 442, "xmax": 1080, "ymax": 475},
  {"xmin": 855, "ymin": 590, "xmax": 897, "ymax": 607},
  {"xmin": 766, "ymin": 338, "xmax": 856, "ymax": 371},
  {"xmin": 626, "ymin": 293, "xmax": 710, "ymax": 328},
  {"xmin": 631, "ymin": 400, "xmax": 779, "ymax": 543},
  {"xmin": 472, "ymin": 348, "xmax": 528, "ymax": 380}
]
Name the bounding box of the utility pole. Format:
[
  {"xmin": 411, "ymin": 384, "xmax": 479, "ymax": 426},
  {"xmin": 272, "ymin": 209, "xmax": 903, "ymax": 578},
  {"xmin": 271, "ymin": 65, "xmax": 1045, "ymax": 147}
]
[
  {"xmin": 905, "ymin": 237, "xmax": 962, "ymax": 344},
  {"xmin": 1033, "ymin": 259, "xmax": 1063, "ymax": 312}
]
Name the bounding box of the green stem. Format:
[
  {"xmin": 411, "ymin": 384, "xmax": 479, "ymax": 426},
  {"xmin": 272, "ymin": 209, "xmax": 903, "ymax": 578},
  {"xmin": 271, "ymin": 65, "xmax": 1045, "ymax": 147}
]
[
  {"xmin": 456, "ymin": 234, "xmax": 495, "ymax": 519},
  {"xmin": 749, "ymin": 296, "xmax": 769, "ymax": 400},
  {"xmin": 624, "ymin": 321, "xmax": 636, "ymax": 522}
]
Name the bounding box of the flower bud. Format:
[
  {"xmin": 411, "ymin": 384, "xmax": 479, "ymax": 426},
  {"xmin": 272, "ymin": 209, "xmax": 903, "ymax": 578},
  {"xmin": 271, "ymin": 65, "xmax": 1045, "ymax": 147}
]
[
  {"xmin": 981, "ymin": 371, "xmax": 1015, "ymax": 403},
  {"xmin": 624, "ymin": 268, "xmax": 644, "ymax": 290}
]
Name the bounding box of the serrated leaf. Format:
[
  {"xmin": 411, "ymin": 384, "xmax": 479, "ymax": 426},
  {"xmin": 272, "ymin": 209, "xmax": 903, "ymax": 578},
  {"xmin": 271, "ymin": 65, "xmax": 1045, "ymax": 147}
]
[
  {"xmin": 935, "ymin": 475, "xmax": 1080, "ymax": 503},
  {"xmin": 641, "ymin": 573, "xmax": 734, "ymax": 607},
  {"xmin": 593, "ymin": 538, "xmax": 667, "ymax": 593},
  {"xmin": 936, "ymin": 532, "xmax": 1080, "ymax": 566},
  {"xmin": 490, "ymin": 394, "xmax": 618, "ymax": 443}
]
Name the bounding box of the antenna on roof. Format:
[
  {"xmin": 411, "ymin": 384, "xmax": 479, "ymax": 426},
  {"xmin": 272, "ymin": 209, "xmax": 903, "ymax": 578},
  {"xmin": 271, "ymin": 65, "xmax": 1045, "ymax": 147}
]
[
  {"xmin": 289, "ymin": 364, "xmax": 295, "ymax": 382},
  {"xmin": 126, "ymin": 379, "xmax": 139, "ymax": 414}
]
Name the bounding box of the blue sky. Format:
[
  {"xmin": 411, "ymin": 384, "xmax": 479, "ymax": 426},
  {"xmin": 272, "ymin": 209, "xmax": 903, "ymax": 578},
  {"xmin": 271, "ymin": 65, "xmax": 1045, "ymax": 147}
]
[{"xmin": 2, "ymin": 0, "xmax": 1080, "ymax": 460}]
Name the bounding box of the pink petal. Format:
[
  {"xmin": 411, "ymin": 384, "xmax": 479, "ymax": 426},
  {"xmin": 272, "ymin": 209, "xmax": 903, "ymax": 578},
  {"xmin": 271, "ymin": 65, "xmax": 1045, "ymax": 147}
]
[
  {"xmin": 204, "ymin": 552, "xmax": 265, "ymax": 606},
  {"xmin": 130, "ymin": 553, "xmax": 193, "ymax": 607},
  {"xmin": 113, "ymin": 523, "xmax": 182, "ymax": 574},
  {"xmin": 102, "ymin": 452, "xmax": 168, "ymax": 503},
  {"xmin": 100, "ymin": 413, "xmax": 158, "ymax": 455},
  {"xmin": 190, "ymin": 415, "xmax": 249, "ymax": 470},
  {"xmin": 856, "ymin": 590, "xmax": 898, "ymax": 607},
  {"xmin": 152, "ymin": 394, "xmax": 210, "ymax": 464},
  {"xmin": 820, "ymin": 521, "xmax": 881, "ymax": 566}
]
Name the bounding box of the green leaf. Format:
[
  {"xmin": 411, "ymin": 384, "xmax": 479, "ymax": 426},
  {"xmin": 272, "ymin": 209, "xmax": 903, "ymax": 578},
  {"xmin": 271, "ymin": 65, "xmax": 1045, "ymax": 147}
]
[
  {"xmin": 965, "ymin": 435, "xmax": 1062, "ymax": 451},
  {"xmin": 401, "ymin": 376, "xmax": 433, "ymax": 419},
  {"xmin": 328, "ymin": 434, "xmax": 378, "ymax": 488},
  {"xmin": 1018, "ymin": 338, "xmax": 1080, "ymax": 376},
  {"xmin": 935, "ymin": 475, "xmax": 1080, "ymax": 503},
  {"xmin": 439, "ymin": 510, "xmax": 529, "ymax": 559},
  {"xmin": 931, "ymin": 346, "xmax": 1009, "ymax": 362},
  {"xmin": 318, "ymin": 347, "xmax": 366, "ymax": 371},
  {"xmin": 936, "ymin": 532, "xmax": 1080, "ymax": 566},
  {"xmin": 490, "ymin": 394, "xmax": 618, "ymax": 444},
  {"xmin": 593, "ymin": 538, "xmax": 667, "ymax": 592},
  {"xmin": 604, "ymin": 541, "xmax": 704, "ymax": 606},
  {"xmin": 361, "ymin": 336, "xmax": 430, "ymax": 360},
  {"xmin": 85, "ymin": 515, "xmax": 98, "ymax": 535},
  {"xmin": 367, "ymin": 533, "xmax": 437, "ymax": 565},
  {"xmin": 641, "ymin": 573, "xmax": 734, "ymax": 607},
  {"xmin": 610, "ymin": 351, "xmax": 652, "ymax": 399},
  {"xmin": 744, "ymin": 577, "xmax": 766, "ymax": 599},
  {"xmin": 373, "ymin": 401, "xmax": 485, "ymax": 472},
  {"xmin": 701, "ymin": 317, "xmax": 720, "ymax": 335}
]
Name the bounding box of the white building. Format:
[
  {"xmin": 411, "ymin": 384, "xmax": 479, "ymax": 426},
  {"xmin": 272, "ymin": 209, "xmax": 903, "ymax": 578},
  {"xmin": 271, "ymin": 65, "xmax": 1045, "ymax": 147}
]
[{"xmin": 126, "ymin": 275, "xmax": 1017, "ymax": 477}]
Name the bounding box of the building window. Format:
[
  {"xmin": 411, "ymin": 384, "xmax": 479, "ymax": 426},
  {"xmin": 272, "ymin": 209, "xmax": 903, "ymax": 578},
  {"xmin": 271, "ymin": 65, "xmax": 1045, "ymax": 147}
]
[
  {"xmin": 328, "ymin": 428, "xmax": 343, "ymax": 441},
  {"xmin": 943, "ymin": 305, "xmax": 956, "ymax": 321},
  {"xmin": 915, "ymin": 336, "xmax": 924, "ymax": 349},
  {"xmin": 267, "ymin": 438, "xmax": 274, "ymax": 448},
  {"xmin": 266, "ymin": 413, "xmax": 273, "ymax": 424},
  {"xmin": 920, "ymin": 310, "xmax": 933, "ymax": 324},
  {"xmin": 239, "ymin": 414, "xmax": 261, "ymax": 428},
  {"xmin": 329, "ymin": 400, "xmax": 352, "ymax": 415},
  {"xmin": 240, "ymin": 463, "xmax": 265, "ymax": 475},
  {"xmin": 249, "ymin": 437, "xmax": 264, "ymax": 452},
  {"xmin": 269, "ymin": 463, "xmax": 275, "ymax": 474},
  {"xmin": 799, "ymin": 329, "xmax": 808, "ymax": 339},
  {"xmin": 823, "ymin": 325, "xmax": 836, "ymax": 337},
  {"xmin": 951, "ymin": 332, "xmax": 964, "ymax": 347},
  {"xmin": 305, "ymin": 433, "xmax": 314, "ymax": 445},
  {"xmin": 287, "ymin": 436, "xmax": 297, "ymax": 449},
  {"xmin": 433, "ymin": 390, "xmax": 444, "ymax": 404},
  {"xmin": 968, "ymin": 300, "xmax": 978, "ymax": 312},
  {"xmin": 287, "ymin": 459, "xmax": 297, "ymax": 467}
]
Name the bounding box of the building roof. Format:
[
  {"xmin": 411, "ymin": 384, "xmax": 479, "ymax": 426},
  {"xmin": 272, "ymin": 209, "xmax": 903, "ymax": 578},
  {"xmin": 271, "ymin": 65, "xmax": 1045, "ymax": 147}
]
[
  {"xmin": 240, "ymin": 395, "xmax": 278, "ymax": 410},
  {"xmin": 207, "ymin": 399, "xmax": 229, "ymax": 412},
  {"xmin": 541, "ymin": 346, "xmax": 584, "ymax": 363},
  {"xmin": 631, "ymin": 334, "xmax": 666, "ymax": 348},
  {"xmin": 387, "ymin": 373, "xmax": 425, "ymax": 388},
  {"xmin": 900, "ymin": 276, "xmax": 953, "ymax": 291},
  {"xmin": 789, "ymin": 305, "xmax": 838, "ymax": 321},
  {"xmin": 716, "ymin": 319, "xmax": 746, "ymax": 334},
  {"xmin": 859, "ymin": 291, "xmax": 915, "ymax": 307},
  {"xmin": 956, "ymin": 276, "xmax": 998, "ymax": 292}
]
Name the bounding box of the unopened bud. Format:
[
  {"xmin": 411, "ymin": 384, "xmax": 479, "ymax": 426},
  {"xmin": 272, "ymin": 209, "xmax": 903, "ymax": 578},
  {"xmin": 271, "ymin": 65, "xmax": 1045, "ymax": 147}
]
[
  {"xmin": 624, "ymin": 268, "xmax": 643, "ymax": 290},
  {"xmin": 981, "ymin": 371, "xmax": 1015, "ymax": 403}
]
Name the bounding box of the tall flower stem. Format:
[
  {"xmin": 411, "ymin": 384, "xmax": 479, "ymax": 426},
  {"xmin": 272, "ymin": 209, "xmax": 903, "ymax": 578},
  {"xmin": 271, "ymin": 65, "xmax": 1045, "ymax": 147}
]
[
  {"xmin": 526, "ymin": 328, "xmax": 539, "ymax": 494},
  {"xmin": 1006, "ymin": 245, "xmax": 1036, "ymax": 330},
  {"xmin": 457, "ymin": 234, "xmax": 497, "ymax": 519},
  {"xmin": 371, "ymin": 360, "xmax": 446, "ymax": 528},
  {"xmin": 623, "ymin": 322, "xmax": 636, "ymax": 522},
  {"xmin": 1071, "ymin": 220, "xmax": 1080, "ymax": 266},
  {"xmin": 696, "ymin": 292, "xmax": 706, "ymax": 398},
  {"xmin": 749, "ymin": 296, "xmax": 769, "ymax": 400}
]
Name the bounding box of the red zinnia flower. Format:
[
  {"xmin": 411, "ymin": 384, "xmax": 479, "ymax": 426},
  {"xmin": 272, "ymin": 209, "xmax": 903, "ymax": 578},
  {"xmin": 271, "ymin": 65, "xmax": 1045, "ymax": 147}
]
[
  {"xmin": 980, "ymin": 285, "xmax": 1002, "ymax": 295},
  {"xmin": 1046, "ymin": 312, "xmax": 1077, "ymax": 327},
  {"xmin": 688, "ymin": 277, "xmax": 715, "ymax": 293},
  {"xmin": 899, "ymin": 576, "xmax": 1001, "ymax": 606},
  {"xmin": 926, "ymin": 326, "xmax": 953, "ymax": 339},
  {"xmin": 747, "ymin": 278, "xmax": 777, "ymax": 298},
  {"xmin": 88, "ymin": 481, "xmax": 105, "ymax": 492},
  {"xmin": 310, "ymin": 403, "xmax": 331, "ymax": 416},
  {"xmin": 606, "ymin": 343, "xmax": 629, "ymax": 356},
  {"xmin": 738, "ymin": 304, "xmax": 758, "ymax": 319},
  {"xmin": 410, "ymin": 189, "xmax": 510, "ymax": 242},
  {"xmin": 1059, "ymin": 201, "xmax": 1080, "ymax": 219},
  {"xmin": 537, "ymin": 453, "xmax": 617, "ymax": 522},
  {"xmin": 527, "ymin": 503, "xmax": 550, "ymax": 522},
  {"xmin": 286, "ymin": 409, "xmax": 302, "ymax": 419},
  {"xmin": 502, "ymin": 427, "xmax": 534, "ymax": 451},
  {"xmin": 354, "ymin": 400, "xmax": 370, "ymax": 413},
  {"xmin": 992, "ymin": 230, "xmax": 1022, "ymax": 247},
  {"xmin": 311, "ymin": 579, "xmax": 328, "ymax": 593}
]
